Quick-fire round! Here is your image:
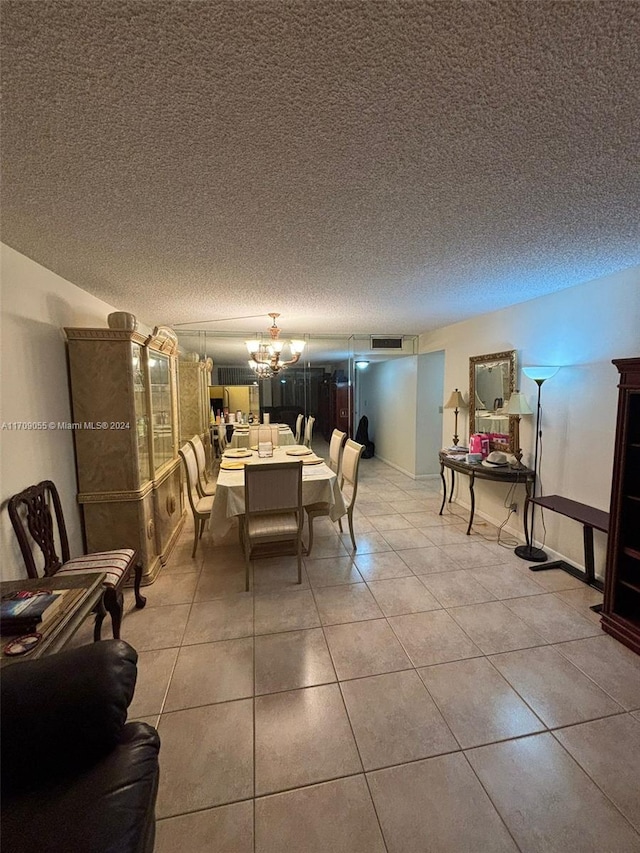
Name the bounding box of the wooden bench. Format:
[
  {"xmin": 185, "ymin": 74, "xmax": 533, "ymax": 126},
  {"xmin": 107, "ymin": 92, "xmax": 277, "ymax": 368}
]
[{"xmin": 528, "ymin": 495, "xmax": 608, "ymax": 604}]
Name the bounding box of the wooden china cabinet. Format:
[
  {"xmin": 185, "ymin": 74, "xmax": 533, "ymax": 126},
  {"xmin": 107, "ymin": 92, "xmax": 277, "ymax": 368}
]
[
  {"xmin": 65, "ymin": 325, "xmax": 185, "ymax": 584},
  {"xmin": 178, "ymin": 355, "xmax": 213, "ymax": 467},
  {"xmin": 601, "ymin": 357, "xmax": 640, "ymax": 654}
]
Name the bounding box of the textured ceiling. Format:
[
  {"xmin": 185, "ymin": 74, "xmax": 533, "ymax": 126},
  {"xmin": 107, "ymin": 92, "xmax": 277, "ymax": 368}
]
[{"xmin": 2, "ymin": 0, "xmax": 639, "ymax": 339}]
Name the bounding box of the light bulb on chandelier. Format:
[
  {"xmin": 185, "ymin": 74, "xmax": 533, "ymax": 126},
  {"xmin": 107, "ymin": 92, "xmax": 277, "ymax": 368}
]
[{"xmin": 245, "ymin": 313, "xmax": 305, "ymax": 376}]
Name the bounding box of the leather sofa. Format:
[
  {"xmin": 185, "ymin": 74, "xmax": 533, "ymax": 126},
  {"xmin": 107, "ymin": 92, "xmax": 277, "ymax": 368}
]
[{"xmin": 1, "ymin": 640, "xmax": 160, "ymax": 853}]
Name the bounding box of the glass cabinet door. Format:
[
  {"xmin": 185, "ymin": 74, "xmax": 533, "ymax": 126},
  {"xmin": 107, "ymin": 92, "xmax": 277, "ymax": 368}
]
[
  {"xmin": 132, "ymin": 343, "xmax": 151, "ymax": 483},
  {"xmin": 149, "ymin": 351, "xmax": 175, "ymax": 470}
]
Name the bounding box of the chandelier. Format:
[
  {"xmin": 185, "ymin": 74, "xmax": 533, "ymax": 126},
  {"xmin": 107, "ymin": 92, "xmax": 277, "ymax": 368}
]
[{"xmin": 245, "ymin": 313, "xmax": 305, "ymax": 376}]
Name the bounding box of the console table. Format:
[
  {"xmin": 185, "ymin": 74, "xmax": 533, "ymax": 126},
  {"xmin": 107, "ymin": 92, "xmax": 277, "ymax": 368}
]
[{"xmin": 439, "ymin": 451, "xmax": 535, "ymax": 539}]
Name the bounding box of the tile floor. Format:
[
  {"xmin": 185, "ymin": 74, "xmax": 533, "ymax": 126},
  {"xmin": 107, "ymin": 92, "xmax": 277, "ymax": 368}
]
[{"xmin": 71, "ymin": 446, "xmax": 640, "ymax": 852}]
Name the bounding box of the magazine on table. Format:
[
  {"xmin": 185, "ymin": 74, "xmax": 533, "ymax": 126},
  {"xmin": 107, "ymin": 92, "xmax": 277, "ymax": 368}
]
[{"xmin": 0, "ymin": 589, "xmax": 73, "ymax": 634}]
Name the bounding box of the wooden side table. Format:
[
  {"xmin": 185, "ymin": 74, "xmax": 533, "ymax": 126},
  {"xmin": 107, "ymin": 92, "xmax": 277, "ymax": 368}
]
[
  {"xmin": 1, "ymin": 572, "xmax": 105, "ymax": 665},
  {"xmin": 527, "ymin": 494, "xmax": 608, "ymax": 599}
]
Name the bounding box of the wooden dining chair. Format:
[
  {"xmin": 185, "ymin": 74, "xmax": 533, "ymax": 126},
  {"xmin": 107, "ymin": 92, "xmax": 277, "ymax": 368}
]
[
  {"xmin": 179, "ymin": 443, "xmax": 215, "ymax": 557},
  {"xmin": 304, "ymin": 429, "xmax": 347, "ymax": 554},
  {"xmin": 242, "ymin": 461, "xmax": 303, "ymax": 591},
  {"xmin": 303, "ymin": 415, "xmax": 315, "ymax": 448},
  {"xmin": 188, "ymin": 435, "xmax": 216, "ymax": 497},
  {"xmin": 294, "ymin": 413, "xmax": 304, "ymax": 444},
  {"xmin": 338, "ymin": 439, "xmax": 366, "ymax": 551},
  {"xmin": 7, "ymin": 480, "xmax": 145, "ymax": 641}
]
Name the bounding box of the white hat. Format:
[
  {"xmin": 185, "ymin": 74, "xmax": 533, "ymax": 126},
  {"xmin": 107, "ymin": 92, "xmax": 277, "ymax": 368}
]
[{"xmin": 482, "ymin": 451, "xmax": 508, "ymax": 468}]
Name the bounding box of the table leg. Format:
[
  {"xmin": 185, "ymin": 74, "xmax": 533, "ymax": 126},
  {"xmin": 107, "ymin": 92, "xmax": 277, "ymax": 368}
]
[
  {"xmin": 439, "ymin": 463, "xmax": 447, "ymax": 515},
  {"xmin": 467, "ymin": 472, "xmax": 475, "ymax": 535},
  {"xmin": 449, "ymin": 468, "xmax": 455, "ymax": 504},
  {"xmin": 583, "ymin": 524, "xmax": 596, "ymax": 585}
]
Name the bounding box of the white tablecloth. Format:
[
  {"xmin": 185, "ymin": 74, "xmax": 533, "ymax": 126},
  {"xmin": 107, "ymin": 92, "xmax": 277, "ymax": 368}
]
[
  {"xmin": 229, "ymin": 426, "xmax": 295, "ymax": 448},
  {"xmin": 209, "ymin": 447, "xmax": 346, "ymax": 542}
]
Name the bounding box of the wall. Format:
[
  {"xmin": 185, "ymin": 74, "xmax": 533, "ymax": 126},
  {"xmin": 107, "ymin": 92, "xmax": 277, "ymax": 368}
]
[
  {"xmin": 419, "ymin": 265, "xmax": 640, "ymax": 577},
  {"xmin": 1, "ymin": 245, "xmax": 119, "ymax": 580},
  {"xmin": 358, "ymin": 357, "xmax": 419, "ymax": 475},
  {"xmin": 416, "ymin": 351, "xmax": 445, "ymax": 476}
]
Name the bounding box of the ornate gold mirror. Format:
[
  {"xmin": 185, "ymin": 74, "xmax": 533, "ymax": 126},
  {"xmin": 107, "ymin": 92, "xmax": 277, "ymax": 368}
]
[{"xmin": 469, "ymin": 350, "xmax": 517, "ymax": 452}]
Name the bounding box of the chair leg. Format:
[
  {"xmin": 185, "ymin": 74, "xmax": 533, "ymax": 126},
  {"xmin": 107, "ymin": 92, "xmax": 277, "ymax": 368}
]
[
  {"xmin": 133, "ymin": 561, "xmax": 146, "ymax": 609},
  {"xmin": 93, "ymin": 595, "xmax": 107, "ymax": 641},
  {"xmin": 307, "ymin": 514, "xmax": 315, "ymax": 555},
  {"xmin": 192, "ymin": 519, "xmax": 199, "ymax": 557},
  {"xmin": 103, "ymin": 587, "xmax": 124, "ymax": 640},
  {"xmin": 348, "ymin": 509, "xmax": 357, "ymax": 551},
  {"xmin": 244, "ymin": 542, "xmax": 251, "ymax": 592},
  {"xmin": 338, "ymin": 517, "xmax": 344, "ymax": 533}
]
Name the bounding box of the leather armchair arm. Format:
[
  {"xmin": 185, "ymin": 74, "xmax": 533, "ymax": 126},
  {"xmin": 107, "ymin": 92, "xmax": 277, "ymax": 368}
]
[{"xmin": 2, "ymin": 721, "xmax": 160, "ymax": 853}]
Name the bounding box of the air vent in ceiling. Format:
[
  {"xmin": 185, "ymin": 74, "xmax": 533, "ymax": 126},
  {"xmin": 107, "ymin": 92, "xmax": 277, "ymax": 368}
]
[{"xmin": 370, "ymin": 336, "xmax": 404, "ymax": 350}]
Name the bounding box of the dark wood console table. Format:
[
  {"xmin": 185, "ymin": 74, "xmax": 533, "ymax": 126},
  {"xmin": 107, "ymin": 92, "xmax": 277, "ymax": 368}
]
[
  {"xmin": 439, "ymin": 451, "xmax": 535, "ymax": 539},
  {"xmin": 527, "ymin": 495, "xmax": 608, "ymax": 598}
]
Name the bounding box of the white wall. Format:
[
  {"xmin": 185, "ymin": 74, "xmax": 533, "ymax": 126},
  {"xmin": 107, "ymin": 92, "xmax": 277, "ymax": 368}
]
[
  {"xmin": 358, "ymin": 357, "xmax": 419, "ymax": 475},
  {"xmin": 1, "ymin": 245, "xmax": 119, "ymax": 580},
  {"xmin": 416, "ymin": 351, "xmax": 445, "ymax": 476},
  {"xmin": 419, "ymin": 265, "xmax": 640, "ymax": 577}
]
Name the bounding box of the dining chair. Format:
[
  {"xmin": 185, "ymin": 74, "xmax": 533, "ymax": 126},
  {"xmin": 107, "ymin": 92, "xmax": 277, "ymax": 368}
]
[
  {"xmin": 294, "ymin": 413, "xmax": 304, "ymax": 444},
  {"xmin": 179, "ymin": 443, "xmax": 215, "ymax": 557},
  {"xmin": 7, "ymin": 480, "xmax": 145, "ymax": 641},
  {"xmin": 338, "ymin": 439, "xmax": 366, "ymax": 551},
  {"xmin": 303, "ymin": 429, "xmax": 347, "ymax": 554},
  {"xmin": 217, "ymin": 423, "xmax": 227, "ymax": 454},
  {"xmin": 241, "ymin": 461, "xmax": 303, "ymax": 591},
  {"xmin": 188, "ymin": 435, "xmax": 216, "ymax": 497},
  {"xmin": 303, "ymin": 415, "xmax": 315, "ymax": 448},
  {"xmin": 328, "ymin": 428, "xmax": 347, "ymax": 473}
]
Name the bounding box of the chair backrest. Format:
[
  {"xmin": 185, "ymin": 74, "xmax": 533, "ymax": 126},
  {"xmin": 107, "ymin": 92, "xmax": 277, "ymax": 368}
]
[
  {"xmin": 217, "ymin": 424, "xmax": 227, "ymax": 452},
  {"xmin": 244, "ymin": 461, "xmax": 303, "ymax": 518},
  {"xmin": 8, "ymin": 480, "xmax": 70, "ymax": 578},
  {"xmin": 190, "ymin": 435, "xmax": 208, "ymax": 474},
  {"xmin": 295, "ymin": 413, "xmax": 304, "ymax": 444},
  {"xmin": 178, "ymin": 443, "xmax": 202, "ymax": 512},
  {"xmin": 328, "ymin": 429, "xmax": 347, "ymax": 473},
  {"xmin": 188, "ymin": 436, "xmax": 209, "ymax": 495},
  {"xmin": 304, "ymin": 415, "xmax": 315, "ymax": 447},
  {"xmin": 340, "ymin": 439, "xmax": 365, "ymax": 504}
]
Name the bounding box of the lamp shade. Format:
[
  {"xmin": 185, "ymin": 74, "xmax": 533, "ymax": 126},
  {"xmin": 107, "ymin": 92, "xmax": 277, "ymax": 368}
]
[
  {"xmin": 444, "ymin": 389, "xmax": 466, "ymax": 409},
  {"xmin": 522, "ymin": 366, "xmax": 560, "ymax": 382},
  {"xmin": 506, "ymin": 391, "xmax": 533, "ymax": 416}
]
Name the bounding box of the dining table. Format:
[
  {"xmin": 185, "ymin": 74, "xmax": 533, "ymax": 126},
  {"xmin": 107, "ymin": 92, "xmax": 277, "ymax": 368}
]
[
  {"xmin": 229, "ymin": 425, "xmax": 296, "ymax": 448},
  {"xmin": 209, "ymin": 445, "xmax": 346, "ymax": 542}
]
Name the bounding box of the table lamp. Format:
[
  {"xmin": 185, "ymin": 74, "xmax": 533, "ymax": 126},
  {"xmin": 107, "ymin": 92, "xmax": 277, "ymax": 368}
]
[
  {"xmin": 444, "ymin": 389, "xmax": 467, "ymax": 446},
  {"xmin": 514, "ymin": 366, "xmax": 559, "ymax": 562},
  {"xmin": 506, "ymin": 391, "xmax": 533, "ymax": 469}
]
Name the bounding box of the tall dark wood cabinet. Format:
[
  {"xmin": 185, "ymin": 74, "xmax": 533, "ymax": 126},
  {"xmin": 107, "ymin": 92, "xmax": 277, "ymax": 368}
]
[{"xmin": 601, "ymin": 357, "xmax": 640, "ymax": 655}]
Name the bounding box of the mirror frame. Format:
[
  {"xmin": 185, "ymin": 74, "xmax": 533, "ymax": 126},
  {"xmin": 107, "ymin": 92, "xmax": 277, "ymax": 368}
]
[{"xmin": 469, "ymin": 349, "xmax": 517, "ymax": 453}]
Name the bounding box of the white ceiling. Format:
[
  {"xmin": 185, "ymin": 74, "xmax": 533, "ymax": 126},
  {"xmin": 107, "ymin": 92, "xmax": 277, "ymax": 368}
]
[{"xmin": 2, "ymin": 0, "xmax": 639, "ymax": 343}]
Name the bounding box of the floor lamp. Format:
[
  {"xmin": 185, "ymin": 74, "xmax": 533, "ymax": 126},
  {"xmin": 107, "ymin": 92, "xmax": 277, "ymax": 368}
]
[
  {"xmin": 444, "ymin": 389, "xmax": 467, "ymax": 446},
  {"xmin": 514, "ymin": 366, "xmax": 559, "ymax": 562}
]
